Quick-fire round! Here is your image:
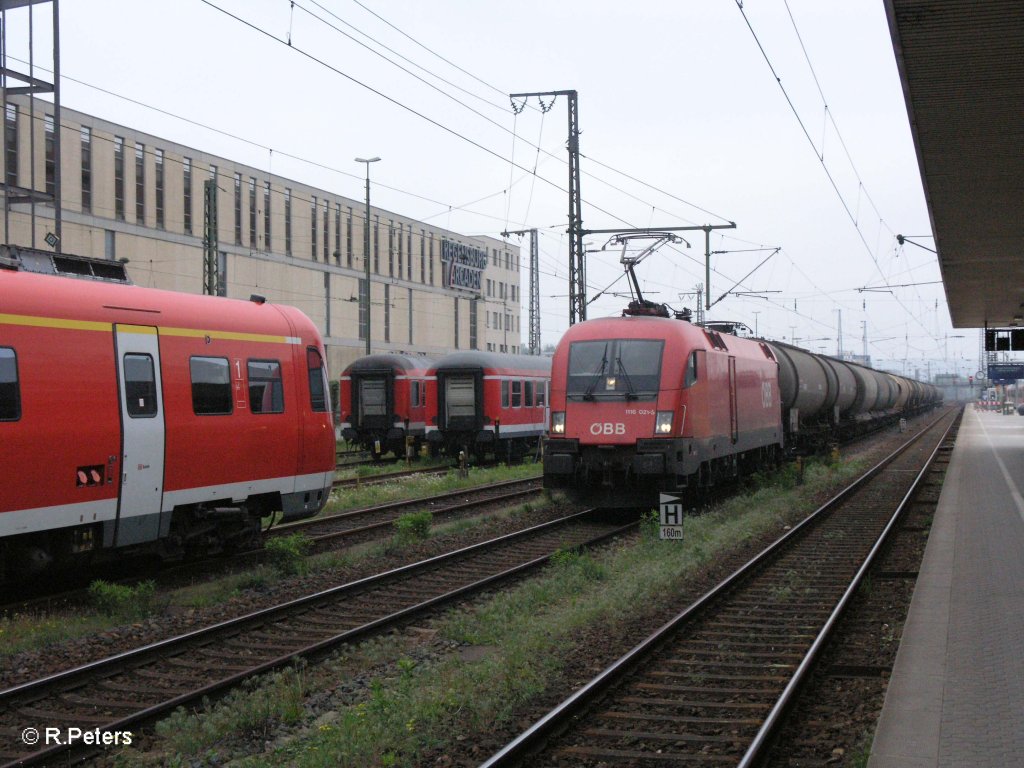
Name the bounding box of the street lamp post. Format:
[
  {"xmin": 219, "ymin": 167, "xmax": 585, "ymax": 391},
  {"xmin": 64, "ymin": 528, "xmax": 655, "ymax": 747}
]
[{"xmin": 355, "ymin": 157, "xmax": 380, "ymax": 354}]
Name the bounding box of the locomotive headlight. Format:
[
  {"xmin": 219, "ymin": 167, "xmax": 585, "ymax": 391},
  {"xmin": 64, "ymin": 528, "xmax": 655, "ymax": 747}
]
[
  {"xmin": 655, "ymin": 411, "xmax": 674, "ymax": 434},
  {"xmin": 551, "ymin": 411, "xmax": 566, "ymax": 435}
]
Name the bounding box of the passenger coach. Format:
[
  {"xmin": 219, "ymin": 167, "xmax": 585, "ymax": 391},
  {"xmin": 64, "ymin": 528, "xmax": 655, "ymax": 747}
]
[
  {"xmin": 0, "ymin": 248, "xmax": 335, "ymax": 580},
  {"xmin": 425, "ymin": 351, "xmax": 552, "ymax": 461},
  {"xmin": 339, "ymin": 354, "xmax": 436, "ymax": 458}
]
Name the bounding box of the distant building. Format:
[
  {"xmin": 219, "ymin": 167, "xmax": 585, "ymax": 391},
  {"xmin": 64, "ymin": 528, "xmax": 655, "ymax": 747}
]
[
  {"xmin": 838, "ymin": 351, "xmax": 872, "ymax": 368},
  {"xmin": 1, "ymin": 95, "xmax": 523, "ymax": 374}
]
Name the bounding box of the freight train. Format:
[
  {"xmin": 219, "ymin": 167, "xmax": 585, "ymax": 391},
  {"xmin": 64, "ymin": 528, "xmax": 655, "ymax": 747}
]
[
  {"xmin": 543, "ymin": 311, "xmax": 940, "ymax": 507},
  {"xmin": 0, "ymin": 247, "xmax": 335, "ymax": 581}
]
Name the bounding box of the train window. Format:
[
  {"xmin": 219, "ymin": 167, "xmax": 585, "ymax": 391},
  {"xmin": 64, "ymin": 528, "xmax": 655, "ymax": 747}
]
[
  {"xmin": 190, "ymin": 356, "xmax": 232, "ymax": 415},
  {"xmin": 511, "ymin": 380, "xmax": 522, "ymax": 407},
  {"xmin": 525, "ymin": 380, "xmax": 535, "ymax": 407},
  {"xmin": 307, "ymin": 347, "xmax": 328, "ymax": 413},
  {"xmin": 536, "ymin": 381, "xmax": 547, "ymax": 407},
  {"xmin": 501, "ymin": 380, "xmax": 510, "ymax": 408},
  {"xmin": 124, "ymin": 354, "xmax": 158, "ymax": 417},
  {"xmin": 248, "ymin": 360, "xmax": 284, "ymax": 414},
  {"xmin": 0, "ymin": 347, "xmax": 20, "ymax": 421},
  {"xmin": 684, "ymin": 350, "xmax": 699, "ymax": 388},
  {"xmin": 568, "ymin": 339, "xmax": 664, "ymax": 398}
]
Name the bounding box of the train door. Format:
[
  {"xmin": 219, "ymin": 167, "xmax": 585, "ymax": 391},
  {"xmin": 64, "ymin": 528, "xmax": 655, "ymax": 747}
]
[
  {"xmin": 444, "ymin": 374, "xmax": 478, "ymax": 430},
  {"xmin": 114, "ymin": 325, "xmax": 166, "ymax": 546},
  {"xmin": 728, "ymin": 356, "xmax": 738, "ymax": 444},
  {"xmin": 357, "ymin": 376, "xmax": 389, "ymax": 426}
]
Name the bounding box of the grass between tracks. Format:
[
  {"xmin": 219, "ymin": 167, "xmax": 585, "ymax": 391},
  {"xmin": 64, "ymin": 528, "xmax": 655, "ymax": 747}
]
[
  {"xmin": 0, "ymin": 463, "xmax": 540, "ymax": 660},
  {"xmin": 129, "ymin": 456, "xmax": 869, "ymax": 767}
]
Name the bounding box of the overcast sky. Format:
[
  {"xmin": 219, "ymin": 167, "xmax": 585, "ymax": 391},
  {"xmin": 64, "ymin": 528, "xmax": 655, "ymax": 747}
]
[{"xmin": 8, "ymin": 0, "xmax": 976, "ymax": 378}]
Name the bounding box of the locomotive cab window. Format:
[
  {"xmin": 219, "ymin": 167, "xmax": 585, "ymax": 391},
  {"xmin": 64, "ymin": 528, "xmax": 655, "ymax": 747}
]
[
  {"xmin": 307, "ymin": 347, "xmax": 328, "ymax": 413},
  {"xmin": 683, "ymin": 350, "xmax": 700, "ymax": 388},
  {"xmin": 124, "ymin": 354, "xmax": 158, "ymax": 417},
  {"xmin": 568, "ymin": 339, "xmax": 664, "ymax": 399},
  {"xmin": 248, "ymin": 360, "xmax": 284, "ymax": 414},
  {"xmin": 0, "ymin": 347, "xmax": 21, "ymax": 421},
  {"xmin": 190, "ymin": 356, "xmax": 232, "ymax": 415}
]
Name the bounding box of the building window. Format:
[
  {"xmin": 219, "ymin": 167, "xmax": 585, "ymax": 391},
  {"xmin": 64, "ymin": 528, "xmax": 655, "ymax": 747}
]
[
  {"xmin": 358, "ymin": 278, "xmax": 368, "ymax": 341},
  {"xmin": 384, "ymin": 283, "xmax": 391, "ymax": 342},
  {"xmin": 154, "ymin": 149, "xmax": 165, "ymax": 228},
  {"xmin": 407, "ymin": 229, "xmax": 413, "ymax": 280},
  {"xmin": 454, "ymin": 298, "xmax": 460, "ymax": 349},
  {"xmin": 373, "ymin": 215, "xmax": 380, "ymax": 273},
  {"xmin": 420, "ymin": 230, "xmax": 426, "ymax": 283},
  {"xmin": 263, "ymin": 181, "xmax": 272, "ymax": 250},
  {"xmin": 234, "ymin": 172, "xmax": 243, "ymax": 245},
  {"xmin": 135, "ymin": 142, "xmax": 145, "ymax": 223},
  {"xmin": 470, "ymin": 298, "xmax": 478, "ymax": 350},
  {"xmin": 80, "ymin": 126, "xmax": 92, "ymax": 213},
  {"xmin": 247, "ymin": 360, "xmax": 284, "ymax": 414},
  {"xmin": 324, "ymin": 203, "xmax": 330, "ymax": 262},
  {"xmin": 408, "ymin": 287, "xmax": 414, "ymax": 344},
  {"xmin": 114, "ymin": 136, "xmax": 125, "ymax": 221},
  {"xmin": 3, "ymin": 103, "xmax": 16, "ymax": 188},
  {"xmin": 345, "ymin": 206, "xmax": 353, "ymax": 267},
  {"xmin": 44, "ymin": 114, "xmax": 55, "ymax": 198},
  {"xmin": 284, "ymin": 188, "xmax": 292, "ymax": 255},
  {"xmin": 334, "ymin": 202, "xmax": 341, "ymax": 264},
  {"xmin": 388, "ymin": 220, "xmax": 394, "ymax": 276},
  {"xmin": 429, "ymin": 233, "xmax": 435, "ymax": 285},
  {"xmin": 134, "ymin": 143, "xmax": 146, "ymax": 224},
  {"xmin": 217, "ymin": 250, "xmax": 227, "ymax": 297},
  {"xmin": 182, "ymin": 156, "xmax": 192, "ymax": 233},
  {"xmin": 311, "ymin": 195, "xmax": 318, "ymax": 260},
  {"xmin": 248, "ymin": 177, "xmax": 257, "ymax": 247}
]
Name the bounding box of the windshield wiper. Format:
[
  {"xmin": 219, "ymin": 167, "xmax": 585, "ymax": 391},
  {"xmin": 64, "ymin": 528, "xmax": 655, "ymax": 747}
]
[
  {"xmin": 582, "ymin": 344, "xmax": 609, "ymax": 400},
  {"xmin": 615, "ymin": 357, "xmax": 638, "ymax": 400}
]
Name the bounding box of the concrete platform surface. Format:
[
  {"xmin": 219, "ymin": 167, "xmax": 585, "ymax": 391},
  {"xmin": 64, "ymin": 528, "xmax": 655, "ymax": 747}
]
[{"xmin": 869, "ymin": 406, "xmax": 1024, "ymax": 767}]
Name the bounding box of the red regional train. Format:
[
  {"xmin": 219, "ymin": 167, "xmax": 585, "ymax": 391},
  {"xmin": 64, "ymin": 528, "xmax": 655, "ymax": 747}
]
[
  {"xmin": 425, "ymin": 351, "xmax": 552, "ymax": 461},
  {"xmin": 543, "ymin": 312, "xmax": 940, "ymax": 507},
  {"xmin": 338, "ymin": 354, "xmax": 436, "ymax": 458},
  {"xmin": 0, "ymin": 248, "xmax": 335, "ymax": 580}
]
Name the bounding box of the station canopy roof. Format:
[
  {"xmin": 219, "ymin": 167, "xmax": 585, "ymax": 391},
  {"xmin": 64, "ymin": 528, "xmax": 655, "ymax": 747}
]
[{"xmin": 885, "ymin": 0, "xmax": 1024, "ymax": 328}]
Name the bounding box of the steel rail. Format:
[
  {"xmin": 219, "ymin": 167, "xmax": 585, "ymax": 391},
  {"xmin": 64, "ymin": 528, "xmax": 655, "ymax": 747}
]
[
  {"xmin": 1, "ymin": 511, "xmax": 631, "ymax": 768},
  {"xmin": 480, "ymin": 406, "xmax": 957, "ymax": 768}
]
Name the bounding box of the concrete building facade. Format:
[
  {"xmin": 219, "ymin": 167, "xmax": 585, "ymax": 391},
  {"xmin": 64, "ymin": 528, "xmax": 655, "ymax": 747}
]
[{"xmin": 1, "ymin": 96, "xmax": 523, "ymax": 375}]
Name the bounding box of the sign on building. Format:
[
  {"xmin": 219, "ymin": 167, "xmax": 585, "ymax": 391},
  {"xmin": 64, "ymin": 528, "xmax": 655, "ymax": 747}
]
[{"xmin": 440, "ymin": 240, "xmax": 487, "ymax": 293}]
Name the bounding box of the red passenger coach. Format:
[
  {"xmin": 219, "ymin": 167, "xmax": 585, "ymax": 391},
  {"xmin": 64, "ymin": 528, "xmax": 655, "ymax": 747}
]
[
  {"xmin": 544, "ymin": 315, "xmax": 782, "ymax": 506},
  {"xmin": 339, "ymin": 354, "xmax": 436, "ymax": 458},
  {"xmin": 0, "ymin": 248, "xmax": 335, "ymax": 580},
  {"xmin": 425, "ymin": 351, "xmax": 552, "ymax": 461}
]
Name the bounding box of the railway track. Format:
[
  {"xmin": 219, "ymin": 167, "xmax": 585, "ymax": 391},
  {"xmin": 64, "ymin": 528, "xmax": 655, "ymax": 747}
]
[
  {"xmin": 0, "ymin": 512, "xmax": 631, "ymax": 767},
  {"xmin": 0, "ymin": 475, "xmax": 542, "ymax": 618},
  {"xmin": 482, "ymin": 407, "xmax": 960, "ymax": 767},
  {"xmin": 273, "ymin": 476, "xmax": 543, "ymax": 551}
]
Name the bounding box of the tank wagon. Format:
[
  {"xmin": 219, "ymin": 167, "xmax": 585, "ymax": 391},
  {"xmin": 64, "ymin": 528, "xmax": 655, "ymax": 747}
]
[
  {"xmin": 543, "ymin": 313, "xmax": 939, "ymax": 507},
  {"xmin": 339, "ymin": 354, "xmax": 436, "ymax": 458},
  {"xmin": 425, "ymin": 351, "xmax": 552, "ymax": 461},
  {"xmin": 0, "ymin": 248, "xmax": 335, "ymax": 581}
]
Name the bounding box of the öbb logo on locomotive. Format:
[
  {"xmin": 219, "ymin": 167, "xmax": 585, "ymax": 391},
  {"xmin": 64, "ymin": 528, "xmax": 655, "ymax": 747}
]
[{"xmin": 590, "ymin": 422, "xmax": 627, "ymax": 436}]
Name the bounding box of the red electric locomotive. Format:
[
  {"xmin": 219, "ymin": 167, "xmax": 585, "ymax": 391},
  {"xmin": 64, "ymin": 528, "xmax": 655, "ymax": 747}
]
[
  {"xmin": 425, "ymin": 351, "xmax": 552, "ymax": 461},
  {"xmin": 0, "ymin": 248, "xmax": 335, "ymax": 580},
  {"xmin": 544, "ymin": 309, "xmax": 941, "ymax": 508},
  {"xmin": 544, "ymin": 315, "xmax": 782, "ymax": 506},
  {"xmin": 339, "ymin": 354, "xmax": 436, "ymax": 458}
]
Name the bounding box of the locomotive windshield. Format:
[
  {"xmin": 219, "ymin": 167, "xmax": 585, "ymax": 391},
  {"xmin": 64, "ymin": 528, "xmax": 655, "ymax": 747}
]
[{"xmin": 567, "ymin": 339, "xmax": 664, "ymax": 399}]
